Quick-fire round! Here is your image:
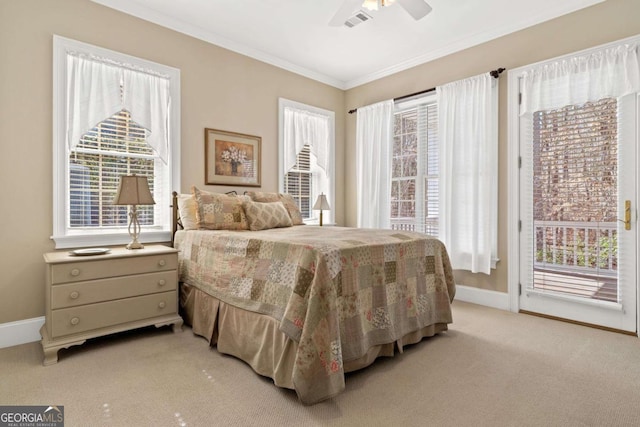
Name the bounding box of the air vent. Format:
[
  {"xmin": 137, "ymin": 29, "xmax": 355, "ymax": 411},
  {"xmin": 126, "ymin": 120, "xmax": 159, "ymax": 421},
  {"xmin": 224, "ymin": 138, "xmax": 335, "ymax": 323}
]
[{"xmin": 344, "ymin": 10, "xmax": 372, "ymax": 27}]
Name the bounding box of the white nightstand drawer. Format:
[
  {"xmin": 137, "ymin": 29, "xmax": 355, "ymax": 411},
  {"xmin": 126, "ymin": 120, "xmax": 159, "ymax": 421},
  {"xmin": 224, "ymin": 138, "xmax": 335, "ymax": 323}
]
[
  {"xmin": 51, "ymin": 270, "xmax": 177, "ymax": 309},
  {"xmin": 50, "ymin": 254, "xmax": 178, "ymax": 285},
  {"xmin": 51, "ymin": 290, "xmax": 177, "ymax": 338}
]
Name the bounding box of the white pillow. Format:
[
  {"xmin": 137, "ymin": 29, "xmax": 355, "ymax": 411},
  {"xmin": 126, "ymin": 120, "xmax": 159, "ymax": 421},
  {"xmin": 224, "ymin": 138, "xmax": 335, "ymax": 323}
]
[{"xmin": 177, "ymin": 194, "xmax": 198, "ymax": 230}]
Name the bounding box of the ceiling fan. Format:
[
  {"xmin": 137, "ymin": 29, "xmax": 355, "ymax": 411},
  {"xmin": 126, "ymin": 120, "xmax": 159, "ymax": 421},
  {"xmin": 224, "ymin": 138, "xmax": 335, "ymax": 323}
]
[{"xmin": 329, "ymin": 0, "xmax": 432, "ymax": 26}]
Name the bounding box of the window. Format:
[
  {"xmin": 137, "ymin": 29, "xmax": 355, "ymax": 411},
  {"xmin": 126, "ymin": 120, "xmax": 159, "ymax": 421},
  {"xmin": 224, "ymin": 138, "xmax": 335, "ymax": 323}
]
[
  {"xmin": 390, "ymin": 95, "xmax": 439, "ymax": 236},
  {"xmin": 284, "ymin": 145, "xmax": 312, "ymax": 218},
  {"xmin": 53, "ymin": 36, "xmax": 180, "ymax": 248},
  {"xmin": 356, "ymin": 74, "xmax": 497, "ymax": 272},
  {"xmin": 279, "ymin": 98, "xmax": 335, "ymax": 224}
]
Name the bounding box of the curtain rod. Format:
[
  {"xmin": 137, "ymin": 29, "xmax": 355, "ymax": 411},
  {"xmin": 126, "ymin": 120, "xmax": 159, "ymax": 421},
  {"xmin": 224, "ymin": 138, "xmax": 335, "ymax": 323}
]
[{"xmin": 347, "ymin": 67, "xmax": 505, "ymax": 114}]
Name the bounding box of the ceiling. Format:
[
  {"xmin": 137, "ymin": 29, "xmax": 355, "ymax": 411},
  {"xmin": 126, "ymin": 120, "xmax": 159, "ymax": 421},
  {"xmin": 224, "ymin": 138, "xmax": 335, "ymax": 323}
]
[{"xmin": 91, "ymin": 0, "xmax": 604, "ymax": 90}]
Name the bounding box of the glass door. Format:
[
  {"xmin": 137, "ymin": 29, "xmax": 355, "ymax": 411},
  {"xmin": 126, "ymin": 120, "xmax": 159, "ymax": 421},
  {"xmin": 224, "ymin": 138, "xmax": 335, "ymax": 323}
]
[{"xmin": 518, "ymin": 94, "xmax": 637, "ymax": 333}]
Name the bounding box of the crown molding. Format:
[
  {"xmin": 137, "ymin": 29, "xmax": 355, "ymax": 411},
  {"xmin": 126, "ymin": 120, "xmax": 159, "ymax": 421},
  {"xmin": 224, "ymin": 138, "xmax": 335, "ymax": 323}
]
[
  {"xmin": 92, "ymin": 0, "xmax": 604, "ymax": 91},
  {"xmin": 91, "ymin": 0, "xmax": 347, "ymax": 89}
]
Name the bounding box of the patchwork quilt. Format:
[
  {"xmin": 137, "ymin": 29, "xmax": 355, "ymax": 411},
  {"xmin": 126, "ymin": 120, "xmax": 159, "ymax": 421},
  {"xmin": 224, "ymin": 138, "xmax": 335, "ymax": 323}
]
[{"xmin": 175, "ymin": 226, "xmax": 455, "ymax": 403}]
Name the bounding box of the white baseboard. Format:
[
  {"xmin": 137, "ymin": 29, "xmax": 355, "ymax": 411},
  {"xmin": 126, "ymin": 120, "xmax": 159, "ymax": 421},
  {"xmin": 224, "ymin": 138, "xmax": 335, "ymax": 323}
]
[
  {"xmin": 0, "ymin": 317, "xmax": 44, "ymax": 349},
  {"xmin": 454, "ymin": 284, "xmax": 510, "ymax": 311}
]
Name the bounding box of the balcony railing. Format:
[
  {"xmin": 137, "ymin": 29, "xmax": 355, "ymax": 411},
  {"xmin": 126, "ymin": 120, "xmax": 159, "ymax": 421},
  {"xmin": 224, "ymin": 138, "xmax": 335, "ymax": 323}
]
[
  {"xmin": 390, "ymin": 217, "xmax": 438, "ymax": 236},
  {"xmin": 391, "ymin": 218, "xmax": 416, "ymax": 231},
  {"xmin": 533, "ymin": 220, "xmax": 617, "ymax": 277}
]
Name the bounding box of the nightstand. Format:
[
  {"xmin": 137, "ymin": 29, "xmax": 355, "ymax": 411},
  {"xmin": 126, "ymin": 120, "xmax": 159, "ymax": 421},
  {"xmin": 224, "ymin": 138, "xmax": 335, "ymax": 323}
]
[{"xmin": 40, "ymin": 244, "xmax": 183, "ymax": 365}]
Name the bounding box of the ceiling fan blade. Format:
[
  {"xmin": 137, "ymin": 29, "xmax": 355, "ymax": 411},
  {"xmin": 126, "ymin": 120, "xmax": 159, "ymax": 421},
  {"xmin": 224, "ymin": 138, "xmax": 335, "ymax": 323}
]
[
  {"xmin": 329, "ymin": 0, "xmax": 364, "ymax": 26},
  {"xmin": 396, "ymin": 0, "xmax": 432, "ymax": 20}
]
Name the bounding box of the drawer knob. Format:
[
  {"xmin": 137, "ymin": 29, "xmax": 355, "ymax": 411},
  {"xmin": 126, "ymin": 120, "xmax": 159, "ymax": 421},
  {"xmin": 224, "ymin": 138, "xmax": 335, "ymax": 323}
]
[
  {"xmin": 70, "ymin": 268, "xmax": 81, "ymax": 277},
  {"xmin": 70, "ymin": 291, "xmax": 80, "ymax": 299},
  {"xmin": 158, "ymin": 279, "xmax": 166, "ymax": 286},
  {"xmin": 158, "ymin": 259, "xmax": 166, "ymax": 267},
  {"xmin": 70, "ymin": 317, "xmax": 80, "ymax": 326},
  {"xmin": 158, "ymin": 301, "xmax": 166, "ymax": 309}
]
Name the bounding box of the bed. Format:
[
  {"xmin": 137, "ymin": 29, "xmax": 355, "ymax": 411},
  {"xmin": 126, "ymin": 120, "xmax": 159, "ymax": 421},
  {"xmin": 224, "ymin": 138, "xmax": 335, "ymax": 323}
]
[{"xmin": 173, "ymin": 188, "xmax": 455, "ymax": 404}]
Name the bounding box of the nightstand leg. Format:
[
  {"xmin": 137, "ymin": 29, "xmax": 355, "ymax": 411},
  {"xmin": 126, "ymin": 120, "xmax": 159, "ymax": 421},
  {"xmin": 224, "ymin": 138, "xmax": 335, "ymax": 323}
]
[
  {"xmin": 172, "ymin": 319, "xmax": 184, "ymax": 333},
  {"xmin": 40, "ymin": 325, "xmax": 86, "ymax": 366},
  {"xmin": 42, "ymin": 347, "xmax": 59, "ymax": 366},
  {"xmin": 41, "ymin": 340, "xmax": 86, "ymax": 366}
]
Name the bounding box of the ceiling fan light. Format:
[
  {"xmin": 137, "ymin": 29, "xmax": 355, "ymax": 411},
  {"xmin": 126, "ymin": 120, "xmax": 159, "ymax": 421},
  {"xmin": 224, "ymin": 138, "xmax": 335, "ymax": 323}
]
[{"xmin": 362, "ymin": 0, "xmax": 379, "ymax": 11}]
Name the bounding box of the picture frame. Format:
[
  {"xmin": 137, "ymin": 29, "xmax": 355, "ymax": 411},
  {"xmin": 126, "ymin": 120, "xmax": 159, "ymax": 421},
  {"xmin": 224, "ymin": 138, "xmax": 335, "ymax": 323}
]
[{"xmin": 204, "ymin": 128, "xmax": 261, "ymax": 187}]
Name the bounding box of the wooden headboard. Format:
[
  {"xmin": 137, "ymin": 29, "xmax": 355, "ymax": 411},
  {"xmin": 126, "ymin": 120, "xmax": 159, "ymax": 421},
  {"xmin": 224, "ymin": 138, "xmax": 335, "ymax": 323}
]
[{"xmin": 171, "ymin": 191, "xmax": 181, "ymax": 247}]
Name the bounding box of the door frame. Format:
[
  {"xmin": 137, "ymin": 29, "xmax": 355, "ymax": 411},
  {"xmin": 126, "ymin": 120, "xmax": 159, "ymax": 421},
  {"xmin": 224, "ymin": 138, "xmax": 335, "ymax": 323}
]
[{"xmin": 506, "ymin": 35, "xmax": 640, "ymax": 335}]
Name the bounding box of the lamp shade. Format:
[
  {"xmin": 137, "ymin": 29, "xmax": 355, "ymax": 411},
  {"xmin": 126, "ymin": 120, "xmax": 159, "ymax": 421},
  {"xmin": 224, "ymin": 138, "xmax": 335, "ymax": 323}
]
[
  {"xmin": 113, "ymin": 175, "xmax": 155, "ymax": 206},
  {"xmin": 313, "ymin": 193, "xmax": 330, "ymax": 211}
]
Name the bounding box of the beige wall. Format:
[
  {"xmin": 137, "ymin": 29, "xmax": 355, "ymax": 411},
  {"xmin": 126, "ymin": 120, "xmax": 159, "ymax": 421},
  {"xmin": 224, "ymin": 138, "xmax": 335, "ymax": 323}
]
[
  {"xmin": 0, "ymin": 0, "xmax": 344, "ymax": 324},
  {"xmin": 1, "ymin": 0, "xmax": 639, "ymax": 325},
  {"xmin": 344, "ymin": 0, "xmax": 640, "ymax": 293}
]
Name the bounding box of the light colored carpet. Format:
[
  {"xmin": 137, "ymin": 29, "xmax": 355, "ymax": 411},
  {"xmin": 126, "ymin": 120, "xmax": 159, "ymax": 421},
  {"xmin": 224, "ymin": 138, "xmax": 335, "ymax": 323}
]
[{"xmin": 2, "ymin": 301, "xmax": 640, "ymax": 426}]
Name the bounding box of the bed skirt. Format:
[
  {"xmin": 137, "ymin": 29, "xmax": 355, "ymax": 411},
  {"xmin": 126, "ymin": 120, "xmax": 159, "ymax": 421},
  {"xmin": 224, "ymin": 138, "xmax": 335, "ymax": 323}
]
[{"xmin": 180, "ymin": 282, "xmax": 448, "ymax": 392}]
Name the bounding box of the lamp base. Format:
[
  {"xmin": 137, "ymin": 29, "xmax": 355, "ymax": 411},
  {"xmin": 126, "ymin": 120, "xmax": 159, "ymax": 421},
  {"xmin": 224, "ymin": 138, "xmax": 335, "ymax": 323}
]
[
  {"xmin": 126, "ymin": 207, "xmax": 144, "ymax": 249},
  {"xmin": 125, "ymin": 240, "xmax": 144, "ymax": 250}
]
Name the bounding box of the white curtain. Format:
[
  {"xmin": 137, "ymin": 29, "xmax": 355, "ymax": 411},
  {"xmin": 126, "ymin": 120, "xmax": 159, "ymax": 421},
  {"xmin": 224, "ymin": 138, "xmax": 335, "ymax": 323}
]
[
  {"xmin": 122, "ymin": 69, "xmax": 171, "ymax": 163},
  {"xmin": 282, "ymin": 106, "xmax": 331, "ymax": 216},
  {"xmin": 520, "ymin": 43, "xmax": 640, "ymax": 115},
  {"xmin": 66, "ymin": 53, "xmax": 171, "ymax": 164},
  {"xmin": 66, "ymin": 54, "xmax": 121, "ymax": 153},
  {"xmin": 356, "ymin": 100, "xmax": 394, "ymax": 229},
  {"xmin": 282, "ymin": 107, "xmax": 329, "ymax": 174},
  {"xmin": 437, "ymin": 73, "xmax": 498, "ymax": 274}
]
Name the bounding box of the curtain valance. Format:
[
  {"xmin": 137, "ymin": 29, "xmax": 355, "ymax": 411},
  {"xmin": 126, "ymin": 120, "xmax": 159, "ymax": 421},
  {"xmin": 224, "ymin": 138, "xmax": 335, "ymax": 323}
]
[
  {"xmin": 520, "ymin": 44, "xmax": 640, "ymax": 115},
  {"xmin": 282, "ymin": 107, "xmax": 329, "ymax": 174},
  {"xmin": 66, "ymin": 53, "xmax": 171, "ymax": 163}
]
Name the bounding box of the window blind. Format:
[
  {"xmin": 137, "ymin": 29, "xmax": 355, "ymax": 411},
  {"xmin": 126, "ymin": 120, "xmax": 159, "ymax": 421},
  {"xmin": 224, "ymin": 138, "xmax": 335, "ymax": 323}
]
[
  {"xmin": 530, "ymin": 98, "xmax": 619, "ymax": 302},
  {"xmin": 423, "ymin": 103, "xmax": 439, "ymax": 236},
  {"xmin": 284, "ymin": 145, "xmax": 312, "ymax": 218},
  {"xmin": 69, "ymin": 109, "xmax": 164, "ymax": 230}
]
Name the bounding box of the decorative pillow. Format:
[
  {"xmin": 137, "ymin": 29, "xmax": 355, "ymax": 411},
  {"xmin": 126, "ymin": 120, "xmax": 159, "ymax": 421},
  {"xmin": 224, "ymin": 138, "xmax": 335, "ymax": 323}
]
[
  {"xmin": 278, "ymin": 193, "xmax": 304, "ymax": 225},
  {"xmin": 177, "ymin": 194, "xmax": 198, "ymax": 230},
  {"xmin": 242, "ymin": 201, "xmax": 293, "ymax": 231},
  {"xmin": 246, "ymin": 191, "xmax": 304, "ymax": 225},
  {"xmin": 192, "ymin": 186, "xmax": 248, "ymax": 230},
  {"xmin": 246, "ymin": 191, "xmax": 279, "ymax": 203}
]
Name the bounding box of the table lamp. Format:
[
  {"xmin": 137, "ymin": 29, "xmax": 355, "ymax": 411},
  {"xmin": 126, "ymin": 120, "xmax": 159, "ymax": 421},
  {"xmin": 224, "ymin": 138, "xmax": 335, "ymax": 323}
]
[
  {"xmin": 313, "ymin": 193, "xmax": 330, "ymax": 226},
  {"xmin": 113, "ymin": 175, "xmax": 155, "ymax": 249}
]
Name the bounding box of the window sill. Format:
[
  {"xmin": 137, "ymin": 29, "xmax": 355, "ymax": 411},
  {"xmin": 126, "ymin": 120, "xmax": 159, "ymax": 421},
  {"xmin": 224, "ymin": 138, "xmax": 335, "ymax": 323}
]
[
  {"xmin": 51, "ymin": 230, "xmax": 172, "ymax": 250},
  {"xmin": 304, "ymin": 220, "xmax": 337, "ymax": 227}
]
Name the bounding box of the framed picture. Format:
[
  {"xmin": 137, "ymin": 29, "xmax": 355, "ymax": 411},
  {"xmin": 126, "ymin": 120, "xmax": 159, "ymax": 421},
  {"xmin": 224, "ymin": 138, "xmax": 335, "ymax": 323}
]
[{"xmin": 204, "ymin": 128, "xmax": 261, "ymax": 187}]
